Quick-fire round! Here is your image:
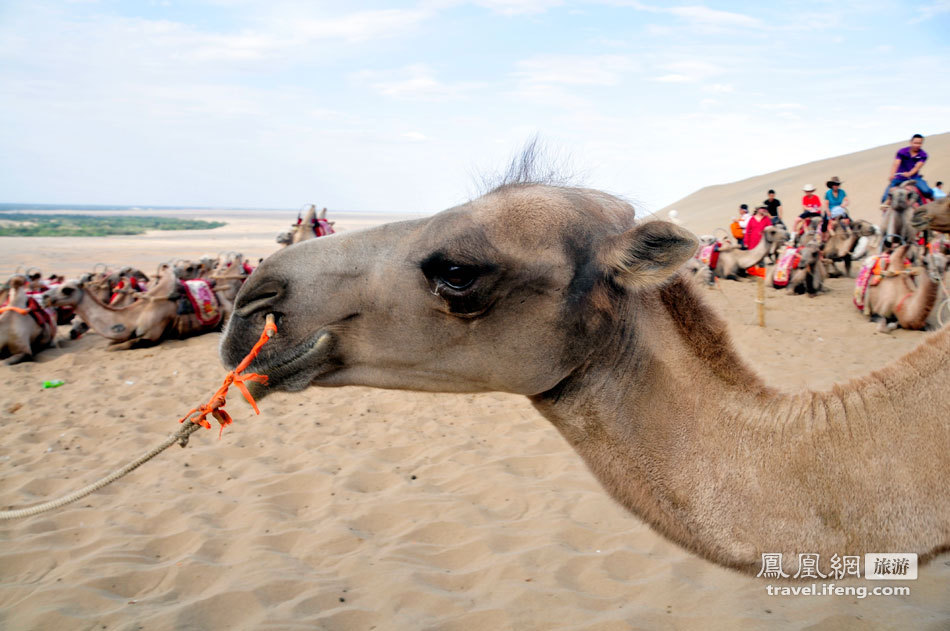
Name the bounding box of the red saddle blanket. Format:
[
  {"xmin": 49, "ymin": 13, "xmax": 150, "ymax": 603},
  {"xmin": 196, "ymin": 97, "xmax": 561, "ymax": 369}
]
[{"xmin": 182, "ymin": 279, "xmax": 222, "ymax": 326}]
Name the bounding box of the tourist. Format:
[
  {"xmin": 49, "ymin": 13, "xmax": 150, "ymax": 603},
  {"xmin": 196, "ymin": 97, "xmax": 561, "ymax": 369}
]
[
  {"xmin": 793, "ymin": 184, "xmax": 822, "ymax": 236},
  {"xmin": 762, "ymin": 189, "xmax": 784, "ymax": 226},
  {"xmin": 744, "ymin": 205, "xmax": 772, "ymax": 249},
  {"xmin": 824, "ymin": 177, "xmax": 851, "ymax": 232},
  {"xmin": 881, "ymin": 134, "xmax": 933, "ymax": 202},
  {"xmin": 730, "ymin": 204, "xmax": 750, "ymax": 248},
  {"xmin": 934, "ymin": 181, "xmax": 947, "ymax": 199}
]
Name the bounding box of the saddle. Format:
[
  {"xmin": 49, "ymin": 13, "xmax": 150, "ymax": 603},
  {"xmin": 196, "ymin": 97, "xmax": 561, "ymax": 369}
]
[
  {"xmin": 772, "ymin": 246, "xmax": 801, "ymax": 288},
  {"xmin": 175, "ymin": 279, "xmax": 222, "ymax": 326},
  {"xmin": 698, "ymin": 243, "xmax": 721, "ymax": 270}
]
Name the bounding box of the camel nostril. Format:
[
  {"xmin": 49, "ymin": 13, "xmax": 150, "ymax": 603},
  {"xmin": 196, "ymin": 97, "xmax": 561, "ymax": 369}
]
[{"xmin": 235, "ymin": 281, "xmax": 286, "ymax": 319}]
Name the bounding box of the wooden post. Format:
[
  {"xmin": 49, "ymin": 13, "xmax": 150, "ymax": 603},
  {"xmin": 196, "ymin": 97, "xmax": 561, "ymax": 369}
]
[{"xmin": 757, "ymin": 274, "xmax": 766, "ymax": 327}]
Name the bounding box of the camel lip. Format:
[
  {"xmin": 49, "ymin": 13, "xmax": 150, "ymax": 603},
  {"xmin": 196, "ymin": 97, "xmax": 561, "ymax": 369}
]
[{"xmin": 245, "ymin": 329, "xmax": 338, "ymax": 397}]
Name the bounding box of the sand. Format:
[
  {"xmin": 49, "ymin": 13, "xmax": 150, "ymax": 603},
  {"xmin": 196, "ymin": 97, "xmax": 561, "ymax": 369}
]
[
  {"xmin": 2, "ymin": 185, "xmax": 949, "ymax": 629},
  {"xmin": 659, "ymin": 132, "xmax": 950, "ymax": 236}
]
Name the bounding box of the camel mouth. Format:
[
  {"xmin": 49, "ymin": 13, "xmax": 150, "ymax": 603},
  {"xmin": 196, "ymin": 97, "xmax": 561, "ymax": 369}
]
[{"xmin": 245, "ymin": 329, "xmax": 339, "ymax": 397}]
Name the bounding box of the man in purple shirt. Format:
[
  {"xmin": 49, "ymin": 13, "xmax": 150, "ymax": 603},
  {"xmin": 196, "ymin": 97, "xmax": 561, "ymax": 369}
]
[{"xmin": 882, "ymin": 134, "xmax": 933, "ymax": 202}]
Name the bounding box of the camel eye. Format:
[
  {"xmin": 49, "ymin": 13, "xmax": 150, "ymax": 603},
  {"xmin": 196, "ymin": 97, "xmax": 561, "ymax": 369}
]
[
  {"xmin": 61, "ymin": 286, "xmax": 74, "ymax": 296},
  {"xmin": 439, "ymin": 265, "xmax": 478, "ymax": 291}
]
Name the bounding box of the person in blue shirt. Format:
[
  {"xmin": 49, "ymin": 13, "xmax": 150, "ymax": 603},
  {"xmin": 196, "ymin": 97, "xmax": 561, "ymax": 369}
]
[{"xmin": 934, "ymin": 181, "xmax": 947, "ymax": 199}]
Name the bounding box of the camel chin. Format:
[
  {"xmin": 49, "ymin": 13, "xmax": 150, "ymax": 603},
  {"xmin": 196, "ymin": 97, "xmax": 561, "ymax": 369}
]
[{"xmin": 230, "ymin": 325, "xmax": 338, "ymax": 398}]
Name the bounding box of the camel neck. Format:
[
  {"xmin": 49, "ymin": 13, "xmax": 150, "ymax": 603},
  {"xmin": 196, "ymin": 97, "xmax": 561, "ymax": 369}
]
[
  {"xmin": 531, "ymin": 275, "xmax": 950, "ymax": 572},
  {"xmin": 73, "ymin": 288, "xmax": 147, "ymax": 340}
]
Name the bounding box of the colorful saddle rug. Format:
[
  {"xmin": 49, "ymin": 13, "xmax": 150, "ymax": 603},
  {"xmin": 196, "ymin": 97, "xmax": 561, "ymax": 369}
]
[
  {"xmin": 313, "ymin": 218, "xmax": 335, "ymax": 237},
  {"xmin": 182, "ymin": 279, "xmax": 222, "ymax": 326},
  {"xmin": 698, "ymin": 243, "xmax": 721, "ymax": 270},
  {"xmin": 853, "ymin": 254, "xmax": 890, "ymax": 311},
  {"xmin": 772, "ymin": 246, "xmax": 801, "ymax": 288}
]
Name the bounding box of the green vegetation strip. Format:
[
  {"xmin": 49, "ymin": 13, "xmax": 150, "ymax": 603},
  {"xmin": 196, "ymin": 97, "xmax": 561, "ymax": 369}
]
[{"xmin": 0, "ymin": 214, "xmax": 226, "ymax": 237}]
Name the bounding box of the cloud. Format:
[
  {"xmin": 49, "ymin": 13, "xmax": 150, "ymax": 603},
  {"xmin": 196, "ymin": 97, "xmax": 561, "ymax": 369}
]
[
  {"xmin": 651, "ymin": 60, "xmax": 725, "ymax": 83},
  {"xmin": 472, "ymin": 0, "xmax": 565, "ymax": 15},
  {"xmin": 514, "ymin": 54, "xmax": 638, "ymax": 86},
  {"xmin": 667, "ymin": 5, "xmax": 761, "ymax": 28},
  {"xmin": 910, "ymin": 0, "xmax": 950, "ymax": 22},
  {"xmin": 281, "ymin": 9, "xmax": 431, "ymax": 43},
  {"xmin": 601, "ymin": 1, "xmax": 761, "ymax": 30},
  {"xmin": 359, "ymin": 64, "xmax": 486, "ymax": 101}
]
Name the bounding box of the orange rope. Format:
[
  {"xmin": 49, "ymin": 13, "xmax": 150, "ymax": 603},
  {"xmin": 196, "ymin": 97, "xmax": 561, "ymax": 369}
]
[
  {"xmin": 0, "ymin": 305, "xmax": 30, "ymax": 315},
  {"xmin": 178, "ymin": 314, "xmax": 277, "ymax": 437}
]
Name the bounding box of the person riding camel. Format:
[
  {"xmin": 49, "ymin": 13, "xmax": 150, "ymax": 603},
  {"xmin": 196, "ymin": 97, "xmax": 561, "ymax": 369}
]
[
  {"xmin": 882, "ymin": 134, "xmax": 934, "ymax": 204},
  {"xmin": 824, "ymin": 177, "xmax": 851, "ymax": 234},
  {"xmin": 793, "ymin": 184, "xmax": 822, "ymax": 237}
]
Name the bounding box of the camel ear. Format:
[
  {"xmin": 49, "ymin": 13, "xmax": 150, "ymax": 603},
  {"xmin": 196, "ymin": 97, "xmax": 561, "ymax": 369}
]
[{"xmin": 601, "ymin": 221, "xmax": 699, "ymax": 290}]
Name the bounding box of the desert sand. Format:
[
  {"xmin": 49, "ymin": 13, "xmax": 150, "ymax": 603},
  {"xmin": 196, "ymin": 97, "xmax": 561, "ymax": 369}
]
[
  {"xmin": 659, "ymin": 132, "xmax": 949, "ymax": 235},
  {"xmin": 2, "ymin": 143, "xmax": 950, "ymax": 630}
]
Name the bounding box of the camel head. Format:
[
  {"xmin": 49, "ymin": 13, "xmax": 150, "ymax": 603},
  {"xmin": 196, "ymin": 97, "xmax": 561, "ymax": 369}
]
[
  {"xmin": 276, "ymin": 231, "xmax": 293, "ymax": 246},
  {"xmin": 852, "ymin": 219, "xmax": 876, "ymax": 237},
  {"xmin": 888, "ymin": 181, "xmax": 921, "ymax": 212},
  {"xmin": 220, "ymin": 184, "xmax": 697, "ymax": 397},
  {"xmin": 44, "ymin": 279, "xmax": 84, "ymax": 309}
]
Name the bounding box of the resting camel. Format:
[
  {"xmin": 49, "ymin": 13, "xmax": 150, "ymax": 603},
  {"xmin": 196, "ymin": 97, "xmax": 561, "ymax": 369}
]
[
  {"xmin": 785, "ymin": 240, "xmax": 825, "ymax": 296},
  {"xmin": 220, "ymin": 180, "xmax": 949, "ymax": 576},
  {"xmin": 864, "ymin": 244, "xmax": 940, "ymax": 333},
  {"xmin": 277, "ymin": 205, "xmax": 335, "ymax": 247},
  {"xmin": 0, "ymin": 276, "xmax": 56, "ymax": 364},
  {"xmin": 45, "ymin": 267, "xmax": 222, "ymax": 350},
  {"xmin": 713, "ymin": 225, "xmax": 788, "ymax": 280},
  {"xmin": 822, "ymin": 219, "xmax": 876, "ymax": 277},
  {"xmin": 912, "ymin": 197, "xmax": 950, "ymax": 234}
]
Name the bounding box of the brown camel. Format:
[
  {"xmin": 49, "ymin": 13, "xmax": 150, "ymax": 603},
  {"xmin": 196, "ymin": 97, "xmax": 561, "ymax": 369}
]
[
  {"xmin": 220, "ymin": 181, "xmax": 949, "ymax": 576},
  {"xmin": 864, "ymin": 244, "xmax": 940, "ymax": 333},
  {"xmin": 880, "ymin": 181, "xmax": 923, "ymax": 251},
  {"xmin": 1, "ymin": 276, "xmax": 56, "ymax": 364},
  {"xmin": 785, "ymin": 240, "xmax": 825, "ymax": 296},
  {"xmin": 911, "ymin": 197, "xmax": 950, "ymax": 234},
  {"xmin": 713, "ymin": 225, "xmax": 788, "ymax": 280},
  {"xmin": 822, "ymin": 219, "xmax": 876, "ymax": 277},
  {"xmin": 45, "ymin": 268, "xmax": 222, "ymax": 350},
  {"xmin": 277, "ymin": 205, "xmax": 335, "ymax": 247}
]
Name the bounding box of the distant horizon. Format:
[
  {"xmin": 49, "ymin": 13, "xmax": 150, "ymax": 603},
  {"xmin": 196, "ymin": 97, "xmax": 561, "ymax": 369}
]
[{"xmin": 0, "ymin": 202, "xmax": 425, "ymax": 215}]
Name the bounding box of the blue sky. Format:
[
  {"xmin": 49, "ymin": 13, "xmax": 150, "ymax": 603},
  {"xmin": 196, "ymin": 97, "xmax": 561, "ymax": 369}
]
[{"xmin": 1, "ymin": 1, "xmax": 948, "ymax": 213}]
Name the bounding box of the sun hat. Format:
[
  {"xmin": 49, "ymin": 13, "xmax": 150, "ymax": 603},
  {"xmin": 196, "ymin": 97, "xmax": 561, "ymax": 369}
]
[
  {"xmin": 803, "ymin": 184, "xmax": 816, "ymax": 192},
  {"xmin": 826, "ymin": 176, "xmax": 843, "ymax": 188}
]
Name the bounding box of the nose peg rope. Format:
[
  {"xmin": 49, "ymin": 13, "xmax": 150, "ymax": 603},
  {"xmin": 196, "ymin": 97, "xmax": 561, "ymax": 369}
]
[{"xmin": 0, "ymin": 314, "xmax": 277, "ymax": 521}]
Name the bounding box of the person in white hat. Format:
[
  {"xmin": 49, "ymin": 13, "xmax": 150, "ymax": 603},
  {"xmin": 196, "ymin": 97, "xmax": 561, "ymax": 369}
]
[{"xmin": 793, "ymin": 184, "xmax": 823, "ymax": 237}]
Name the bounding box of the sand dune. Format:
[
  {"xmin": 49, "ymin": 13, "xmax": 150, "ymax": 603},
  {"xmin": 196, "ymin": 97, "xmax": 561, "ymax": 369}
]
[
  {"xmin": 2, "ymin": 154, "xmax": 949, "ymax": 629},
  {"xmin": 662, "ymin": 132, "xmax": 949, "ymax": 235}
]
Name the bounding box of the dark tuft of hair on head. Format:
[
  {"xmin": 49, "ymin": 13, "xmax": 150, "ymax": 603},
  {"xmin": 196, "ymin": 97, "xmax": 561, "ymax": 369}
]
[{"xmin": 477, "ymin": 135, "xmax": 578, "ymax": 196}]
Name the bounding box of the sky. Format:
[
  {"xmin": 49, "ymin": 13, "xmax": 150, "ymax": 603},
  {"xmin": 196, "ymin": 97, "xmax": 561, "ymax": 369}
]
[{"xmin": 1, "ymin": 1, "xmax": 948, "ymax": 214}]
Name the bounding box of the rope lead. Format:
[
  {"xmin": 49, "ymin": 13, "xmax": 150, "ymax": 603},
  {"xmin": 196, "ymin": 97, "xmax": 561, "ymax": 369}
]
[{"xmin": 0, "ymin": 314, "xmax": 277, "ymax": 521}]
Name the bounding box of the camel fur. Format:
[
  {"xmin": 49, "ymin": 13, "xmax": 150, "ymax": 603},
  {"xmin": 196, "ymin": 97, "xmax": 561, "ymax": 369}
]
[
  {"xmin": 864, "ymin": 244, "xmax": 940, "ymax": 333},
  {"xmin": 220, "ymin": 181, "xmax": 950, "ymax": 576},
  {"xmin": 1, "ymin": 276, "xmax": 55, "ymax": 364}
]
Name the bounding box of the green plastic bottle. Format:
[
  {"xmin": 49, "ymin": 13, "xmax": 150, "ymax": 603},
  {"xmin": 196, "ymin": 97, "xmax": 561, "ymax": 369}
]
[{"xmin": 42, "ymin": 379, "xmax": 65, "ymax": 389}]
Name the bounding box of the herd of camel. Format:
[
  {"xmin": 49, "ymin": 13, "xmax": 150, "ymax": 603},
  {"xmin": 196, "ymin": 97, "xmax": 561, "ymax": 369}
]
[
  {"xmin": 3, "ymin": 174, "xmax": 950, "ymax": 574},
  {"xmin": 686, "ymin": 181, "xmax": 950, "ymax": 332},
  {"xmin": 2, "ymin": 187, "xmax": 950, "ymax": 364},
  {"xmin": 0, "ymin": 205, "xmax": 338, "ymax": 365}
]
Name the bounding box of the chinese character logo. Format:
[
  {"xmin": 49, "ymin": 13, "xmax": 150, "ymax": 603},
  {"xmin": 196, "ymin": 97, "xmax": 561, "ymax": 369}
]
[
  {"xmin": 756, "ymin": 553, "xmax": 789, "ymax": 579},
  {"xmin": 828, "ymin": 554, "xmax": 861, "ymax": 580},
  {"xmin": 793, "ymin": 553, "xmax": 826, "ymax": 579}
]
